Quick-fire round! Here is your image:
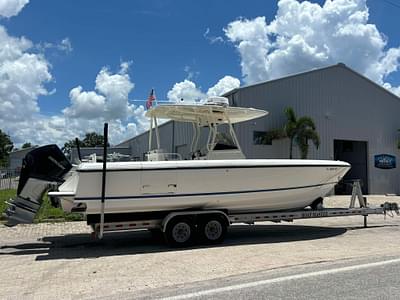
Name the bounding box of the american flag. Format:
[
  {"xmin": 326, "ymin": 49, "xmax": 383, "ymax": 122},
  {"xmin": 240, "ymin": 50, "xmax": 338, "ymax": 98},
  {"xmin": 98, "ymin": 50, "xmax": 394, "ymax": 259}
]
[{"xmin": 146, "ymin": 89, "xmax": 156, "ymax": 109}]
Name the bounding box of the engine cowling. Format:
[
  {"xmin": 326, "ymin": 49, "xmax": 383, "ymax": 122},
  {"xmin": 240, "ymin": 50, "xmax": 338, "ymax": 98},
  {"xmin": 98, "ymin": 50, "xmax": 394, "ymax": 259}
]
[{"xmin": 4, "ymin": 145, "xmax": 72, "ymax": 226}]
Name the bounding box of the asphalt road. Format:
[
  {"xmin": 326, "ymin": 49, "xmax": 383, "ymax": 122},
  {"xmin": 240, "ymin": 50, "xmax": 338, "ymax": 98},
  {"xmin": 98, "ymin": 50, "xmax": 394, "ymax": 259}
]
[
  {"xmin": 0, "ymin": 196, "xmax": 399, "ymax": 299},
  {"xmin": 136, "ymin": 256, "xmax": 400, "ymax": 300}
]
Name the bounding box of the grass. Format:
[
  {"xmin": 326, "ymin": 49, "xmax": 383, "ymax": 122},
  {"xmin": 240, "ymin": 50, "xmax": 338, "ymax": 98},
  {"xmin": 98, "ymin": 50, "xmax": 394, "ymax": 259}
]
[
  {"xmin": 0, "ymin": 189, "xmax": 15, "ymax": 221},
  {"xmin": 0, "ymin": 189, "xmax": 84, "ymax": 223}
]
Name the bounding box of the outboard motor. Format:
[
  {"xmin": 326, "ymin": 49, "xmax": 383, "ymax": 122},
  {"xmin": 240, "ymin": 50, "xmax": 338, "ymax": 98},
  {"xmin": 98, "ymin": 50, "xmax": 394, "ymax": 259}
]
[{"xmin": 4, "ymin": 145, "xmax": 72, "ymax": 226}]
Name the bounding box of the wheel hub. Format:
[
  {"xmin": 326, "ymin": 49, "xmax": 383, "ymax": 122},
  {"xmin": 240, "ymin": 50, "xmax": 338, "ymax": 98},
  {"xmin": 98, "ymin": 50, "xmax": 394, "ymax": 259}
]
[
  {"xmin": 172, "ymin": 222, "xmax": 191, "ymax": 243},
  {"xmin": 204, "ymin": 220, "xmax": 222, "ymax": 240}
]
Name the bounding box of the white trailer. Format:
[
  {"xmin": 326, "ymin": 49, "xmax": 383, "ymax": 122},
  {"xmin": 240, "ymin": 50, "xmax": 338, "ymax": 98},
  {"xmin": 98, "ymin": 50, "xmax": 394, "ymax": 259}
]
[{"xmin": 91, "ymin": 181, "xmax": 399, "ymax": 247}]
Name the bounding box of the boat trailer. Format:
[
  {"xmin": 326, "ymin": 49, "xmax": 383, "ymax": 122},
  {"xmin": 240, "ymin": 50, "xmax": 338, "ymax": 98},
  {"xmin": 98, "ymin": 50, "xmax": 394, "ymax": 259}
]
[{"xmin": 92, "ymin": 177, "xmax": 399, "ymax": 246}]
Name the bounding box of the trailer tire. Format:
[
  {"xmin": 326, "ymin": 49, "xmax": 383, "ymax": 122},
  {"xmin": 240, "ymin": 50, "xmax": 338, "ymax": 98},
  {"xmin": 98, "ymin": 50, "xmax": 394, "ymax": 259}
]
[
  {"xmin": 198, "ymin": 215, "xmax": 227, "ymax": 245},
  {"xmin": 164, "ymin": 217, "xmax": 195, "ymax": 247}
]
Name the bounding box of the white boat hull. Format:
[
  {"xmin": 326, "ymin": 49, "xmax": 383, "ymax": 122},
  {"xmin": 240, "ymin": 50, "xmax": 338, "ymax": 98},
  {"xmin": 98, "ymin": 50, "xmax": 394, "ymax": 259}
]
[{"xmin": 55, "ymin": 159, "xmax": 350, "ymax": 216}]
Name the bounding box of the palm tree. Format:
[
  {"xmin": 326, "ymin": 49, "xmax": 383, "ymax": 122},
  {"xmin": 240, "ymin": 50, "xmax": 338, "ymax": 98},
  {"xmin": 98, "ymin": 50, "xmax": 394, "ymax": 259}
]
[
  {"xmin": 283, "ymin": 107, "xmax": 320, "ymax": 159},
  {"xmin": 398, "ymin": 129, "xmax": 400, "ymax": 149}
]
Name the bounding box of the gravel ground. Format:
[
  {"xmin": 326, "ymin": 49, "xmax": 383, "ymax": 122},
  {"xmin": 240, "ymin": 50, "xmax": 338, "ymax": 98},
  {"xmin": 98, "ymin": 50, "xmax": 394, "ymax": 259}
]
[{"xmin": 0, "ymin": 196, "xmax": 399, "ymax": 299}]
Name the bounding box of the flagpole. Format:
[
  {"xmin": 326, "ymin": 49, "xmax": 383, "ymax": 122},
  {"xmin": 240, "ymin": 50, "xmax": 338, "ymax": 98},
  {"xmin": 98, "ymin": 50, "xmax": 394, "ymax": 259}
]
[{"xmin": 153, "ymin": 87, "xmax": 158, "ymax": 107}]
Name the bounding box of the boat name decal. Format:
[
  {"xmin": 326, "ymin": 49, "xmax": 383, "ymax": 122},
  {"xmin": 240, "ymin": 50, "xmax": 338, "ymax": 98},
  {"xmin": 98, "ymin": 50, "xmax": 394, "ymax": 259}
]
[
  {"xmin": 326, "ymin": 167, "xmax": 338, "ymax": 171},
  {"xmin": 302, "ymin": 211, "xmax": 329, "ymax": 218}
]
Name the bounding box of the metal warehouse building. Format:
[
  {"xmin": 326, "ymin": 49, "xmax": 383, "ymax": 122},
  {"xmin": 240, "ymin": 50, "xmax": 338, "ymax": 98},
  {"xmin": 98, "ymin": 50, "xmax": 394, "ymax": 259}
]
[{"xmin": 117, "ymin": 63, "xmax": 400, "ymax": 195}]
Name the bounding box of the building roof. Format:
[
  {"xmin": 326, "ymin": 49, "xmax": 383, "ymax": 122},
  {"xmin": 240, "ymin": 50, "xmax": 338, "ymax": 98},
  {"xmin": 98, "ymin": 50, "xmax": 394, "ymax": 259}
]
[
  {"xmin": 9, "ymin": 146, "xmax": 38, "ymax": 156},
  {"xmin": 223, "ymin": 63, "xmax": 400, "ymax": 101}
]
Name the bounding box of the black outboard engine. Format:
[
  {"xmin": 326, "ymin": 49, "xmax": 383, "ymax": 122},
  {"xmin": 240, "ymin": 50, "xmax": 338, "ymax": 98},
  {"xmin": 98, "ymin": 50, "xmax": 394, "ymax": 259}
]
[{"xmin": 4, "ymin": 145, "xmax": 72, "ymax": 226}]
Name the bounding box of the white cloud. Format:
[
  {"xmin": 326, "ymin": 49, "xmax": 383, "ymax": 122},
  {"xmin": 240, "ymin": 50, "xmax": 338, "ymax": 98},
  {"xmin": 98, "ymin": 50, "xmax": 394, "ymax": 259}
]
[
  {"xmin": 59, "ymin": 38, "xmax": 73, "ymax": 52},
  {"xmin": 167, "ymin": 75, "xmax": 241, "ymax": 103},
  {"xmin": 167, "ymin": 79, "xmax": 206, "ymax": 103},
  {"xmin": 59, "ymin": 62, "xmax": 148, "ymax": 145},
  {"xmin": 383, "ymin": 82, "xmax": 400, "ymax": 97},
  {"xmin": 0, "ymin": 26, "xmax": 52, "ymax": 122},
  {"xmin": 95, "ymin": 63, "xmax": 135, "ymax": 120},
  {"xmin": 0, "ymin": 3, "xmax": 145, "ymax": 147},
  {"xmin": 0, "ymin": 0, "xmax": 29, "ymax": 18},
  {"xmin": 183, "ymin": 65, "xmax": 199, "ymax": 80},
  {"xmin": 207, "ymin": 75, "xmax": 240, "ymax": 97},
  {"xmin": 224, "ymin": 0, "xmax": 400, "ymax": 94},
  {"xmin": 224, "ymin": 16, "xmax": 270, "ymax": 84},
  {"xmin": 35, "ymin": 37, "xmax": 73, "ymax": 53},
  {"xmin": 63, "ymin": 86, "xmax": 106, "ymax": 119},
  {"xmin": 204, "ymin": 27, "xmax": 224, "ymax": 44},
  {"xmin": 63, "ymin": 63, "xmax": 137, "ymax": 121},
  {"xmin": 1, "ymin": 57, "xmax": 149, "ymax": 146}
]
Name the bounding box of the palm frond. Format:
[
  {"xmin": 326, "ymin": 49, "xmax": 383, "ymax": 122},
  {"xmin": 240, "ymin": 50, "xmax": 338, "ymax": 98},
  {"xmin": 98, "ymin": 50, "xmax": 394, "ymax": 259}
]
[
  {"xmin": 284, "ymin": 107, "xmax": 297, "ymax": 123},
  {"xmin": 297, "ymin": 116, "xmax": 316, "ymax": 130},
  {"xmin": 284, "ymin": 124, "xmax": 295, "ymax": 138},
  {"xmin": 300, "ymin": 128, "xmax": 320, "ymax": 149},
  {"xmin": 294, "ymin": 135, "xmax": 309, "ymax": 159},
  {"xmin": 266, "ymin": 129, "xmax": 286, "ymax": 140}
]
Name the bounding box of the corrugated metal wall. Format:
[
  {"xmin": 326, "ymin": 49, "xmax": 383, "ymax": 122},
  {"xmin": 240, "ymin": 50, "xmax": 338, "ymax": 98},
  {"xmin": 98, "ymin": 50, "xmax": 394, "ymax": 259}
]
[
  {"xmin": 229, "ymin": 64, "xmax": 400, "ymax": 194},
  {"xmin": 117, "ymin": 64, "xmax": 400, "ymax": 194}
]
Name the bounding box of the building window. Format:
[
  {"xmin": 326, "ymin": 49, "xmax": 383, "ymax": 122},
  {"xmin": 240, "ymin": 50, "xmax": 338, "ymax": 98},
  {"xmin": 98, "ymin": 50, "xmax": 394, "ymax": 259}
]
[{"xmin": 253, "ymin": 131, "xmax": 272, "ymax": 145}]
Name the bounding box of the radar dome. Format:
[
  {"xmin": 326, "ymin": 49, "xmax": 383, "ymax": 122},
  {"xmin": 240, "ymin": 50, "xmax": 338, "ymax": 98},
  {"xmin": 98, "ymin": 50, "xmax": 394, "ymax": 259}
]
[{"xmin": 205, "ymin": 96, "xmax": 230, "ymax": 107}]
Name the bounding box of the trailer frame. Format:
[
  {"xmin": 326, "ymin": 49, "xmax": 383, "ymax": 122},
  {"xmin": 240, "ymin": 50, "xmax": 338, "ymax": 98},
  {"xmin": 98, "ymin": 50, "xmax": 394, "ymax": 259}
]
[{"xmin": 91, "ymin": 180, "xmax": 399, "ymax": 246}]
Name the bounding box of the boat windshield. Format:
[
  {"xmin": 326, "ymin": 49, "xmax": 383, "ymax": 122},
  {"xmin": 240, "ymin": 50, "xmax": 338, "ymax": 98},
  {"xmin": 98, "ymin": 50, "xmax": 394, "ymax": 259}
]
[{"xmin": 212, "ymin": 132, "xmax": 237, "ymax": 150}]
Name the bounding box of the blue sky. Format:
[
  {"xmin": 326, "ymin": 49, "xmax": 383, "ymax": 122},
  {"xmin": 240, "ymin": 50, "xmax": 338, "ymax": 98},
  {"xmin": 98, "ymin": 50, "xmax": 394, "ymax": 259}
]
[
  {"xmin": 3, "ymin": 1, "xmax": 276, "ymax": 108},
  {"xmin": 0, "ymin": 0, "xmax": 400, "ymax": 146}
]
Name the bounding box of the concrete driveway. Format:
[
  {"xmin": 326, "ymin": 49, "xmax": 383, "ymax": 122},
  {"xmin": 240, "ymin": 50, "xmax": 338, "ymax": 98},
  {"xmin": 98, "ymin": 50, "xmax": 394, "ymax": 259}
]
[{"xmin": 0, "ymin": 196, "xmax": 399, "ymax": 299}]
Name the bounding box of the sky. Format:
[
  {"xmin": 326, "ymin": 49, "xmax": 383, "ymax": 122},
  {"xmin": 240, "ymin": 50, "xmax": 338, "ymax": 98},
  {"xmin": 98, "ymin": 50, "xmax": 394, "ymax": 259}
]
[{"xmin": 0, "ymin": 0, "xmax": 400, "ymax": 147}]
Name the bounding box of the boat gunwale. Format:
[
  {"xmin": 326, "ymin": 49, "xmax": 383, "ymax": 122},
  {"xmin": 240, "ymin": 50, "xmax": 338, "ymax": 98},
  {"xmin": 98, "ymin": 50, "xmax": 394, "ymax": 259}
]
[{"xmin": 77, "ymin": 163, "xmax": 350, "ymax": 173}]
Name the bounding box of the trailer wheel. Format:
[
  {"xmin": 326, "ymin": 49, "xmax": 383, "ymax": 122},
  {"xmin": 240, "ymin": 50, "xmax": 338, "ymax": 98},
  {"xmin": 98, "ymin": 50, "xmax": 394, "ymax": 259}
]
[
  {"xmin": 165, "ymin": 217, "xmax": 195, "ymax": 247},
  {"xmin": 199, "ymin": 215, "xmax": 227, "ymax": 244}
]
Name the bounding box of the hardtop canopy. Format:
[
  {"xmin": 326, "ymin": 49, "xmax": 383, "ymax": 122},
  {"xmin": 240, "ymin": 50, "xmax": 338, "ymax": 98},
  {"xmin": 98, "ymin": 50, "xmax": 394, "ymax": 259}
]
[{"xmin": 145, "ymin": 103, "xmax": 268, "ymax": 126}]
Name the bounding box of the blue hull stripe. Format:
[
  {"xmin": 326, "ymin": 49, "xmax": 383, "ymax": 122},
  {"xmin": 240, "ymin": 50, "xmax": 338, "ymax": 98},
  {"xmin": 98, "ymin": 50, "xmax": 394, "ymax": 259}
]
[
  {"xmin": 78, "ymin": 165, "xmax": 347, "ymax": 173},
  {"xmin": 74, "ymin": 181, "xmax": 337, "ymax": 201}
]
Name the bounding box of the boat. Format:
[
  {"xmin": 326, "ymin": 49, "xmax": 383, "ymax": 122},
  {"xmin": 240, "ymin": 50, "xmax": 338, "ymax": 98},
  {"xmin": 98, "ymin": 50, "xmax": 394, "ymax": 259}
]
[{"xmin": 4, "ymin": 96, "xmax": 350, "ymax": 226}]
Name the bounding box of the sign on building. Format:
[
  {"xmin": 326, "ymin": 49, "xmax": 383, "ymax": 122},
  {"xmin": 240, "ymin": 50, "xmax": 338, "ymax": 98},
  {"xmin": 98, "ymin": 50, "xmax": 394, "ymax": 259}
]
[{"xmin": 374, "ymin": 154, "xmax": 396, "ymax": 169}]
